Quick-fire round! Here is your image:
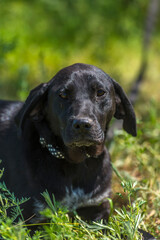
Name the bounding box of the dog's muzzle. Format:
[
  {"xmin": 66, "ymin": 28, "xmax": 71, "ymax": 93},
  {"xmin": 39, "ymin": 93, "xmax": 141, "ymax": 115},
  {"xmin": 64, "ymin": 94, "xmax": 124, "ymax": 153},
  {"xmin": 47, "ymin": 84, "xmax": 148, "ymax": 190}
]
[{"xmin": 63, "ymin": 117, "xmax": 104, "ymax": 148}]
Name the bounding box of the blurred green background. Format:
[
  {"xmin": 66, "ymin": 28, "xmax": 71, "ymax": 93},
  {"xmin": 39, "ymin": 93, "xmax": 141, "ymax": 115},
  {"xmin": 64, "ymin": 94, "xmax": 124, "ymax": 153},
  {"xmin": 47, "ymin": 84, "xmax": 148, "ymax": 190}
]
[{"xmin": 0, "ymin": 0, "xmax": 159, "ymax": 101}]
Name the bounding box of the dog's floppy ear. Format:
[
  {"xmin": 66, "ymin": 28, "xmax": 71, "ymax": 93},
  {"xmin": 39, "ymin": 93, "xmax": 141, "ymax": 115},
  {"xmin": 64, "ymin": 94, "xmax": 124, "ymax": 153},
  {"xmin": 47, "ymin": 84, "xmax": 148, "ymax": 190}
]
[
  {"xmin": 15, "ymin": 82, "xmax": 51, "ymax": 132},
  {"xmin": 111, "ymin": 78, "xmax": 137, "ymax": 136}
]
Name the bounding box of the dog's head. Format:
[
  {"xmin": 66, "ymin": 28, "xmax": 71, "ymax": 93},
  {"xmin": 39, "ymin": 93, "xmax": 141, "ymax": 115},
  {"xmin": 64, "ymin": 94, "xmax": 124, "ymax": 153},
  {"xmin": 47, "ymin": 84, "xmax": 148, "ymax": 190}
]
[{"xmin": 15, "ymin": 63, "xmax": 136, "ymax": 163}]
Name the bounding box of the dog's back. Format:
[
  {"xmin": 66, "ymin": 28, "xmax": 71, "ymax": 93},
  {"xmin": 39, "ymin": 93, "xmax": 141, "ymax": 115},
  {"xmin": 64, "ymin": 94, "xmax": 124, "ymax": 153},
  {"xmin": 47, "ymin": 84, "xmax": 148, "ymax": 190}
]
[
  {"xmin": 0, "ymin": 100, "xmax": 28, "ymax": 196},
  {"xmin": 0, "ymin": 100, "xmax": 23, "ymax": 126},
  {"xmin": 0, "ymin": 100, "xmax": 22, "ymax": 158}
]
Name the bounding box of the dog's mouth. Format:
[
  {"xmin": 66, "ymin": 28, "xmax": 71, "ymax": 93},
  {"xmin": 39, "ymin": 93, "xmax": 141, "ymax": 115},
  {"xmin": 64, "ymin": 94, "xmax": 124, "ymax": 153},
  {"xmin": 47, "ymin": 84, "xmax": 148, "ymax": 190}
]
[
  {"xmin": 67, "ymin": 139, "xmax": 98, "ymax": 148},
  {"xmin": 64, "ymin": 130, "xmax": 105, "ymax": 148},
  {"xmin": 65, "ymin": 138, "xmax": 105, "ymax": 164},
  {"xmin": 66, "ymin": 143, "xmax": 105, "ymax": 164}
]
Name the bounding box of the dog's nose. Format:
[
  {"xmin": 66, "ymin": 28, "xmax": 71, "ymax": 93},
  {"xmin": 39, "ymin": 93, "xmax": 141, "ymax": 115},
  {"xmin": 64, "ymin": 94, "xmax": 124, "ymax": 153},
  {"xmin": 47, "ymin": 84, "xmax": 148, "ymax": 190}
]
[{"xmin": 72, "ymin": 118, "xmax": 92, "ymax": 131}]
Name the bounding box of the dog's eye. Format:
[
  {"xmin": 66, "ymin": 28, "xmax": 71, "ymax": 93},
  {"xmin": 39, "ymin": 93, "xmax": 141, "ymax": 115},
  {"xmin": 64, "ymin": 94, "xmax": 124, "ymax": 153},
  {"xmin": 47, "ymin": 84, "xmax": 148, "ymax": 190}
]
[
  {"xmin": 59, "ymin": 90, "xmax": 68, "ymax": 99},
  {"xmin": 97, "ymin": 89, "xmax": 105, "ymax": 97}
]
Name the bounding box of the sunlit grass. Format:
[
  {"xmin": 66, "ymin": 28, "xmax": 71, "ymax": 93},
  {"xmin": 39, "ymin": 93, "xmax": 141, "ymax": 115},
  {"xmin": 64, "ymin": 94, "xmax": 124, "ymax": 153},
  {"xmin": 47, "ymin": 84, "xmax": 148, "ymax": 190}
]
[{"xmin": 110, "ymin": 100, "xmax": 160, "ymax": 238}]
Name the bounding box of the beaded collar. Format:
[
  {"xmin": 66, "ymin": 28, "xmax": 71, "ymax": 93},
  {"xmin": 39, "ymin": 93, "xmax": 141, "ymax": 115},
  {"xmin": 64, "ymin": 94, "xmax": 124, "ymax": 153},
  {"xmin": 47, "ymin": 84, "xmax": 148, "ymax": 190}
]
[
  {"xmin": 39, "ymin": 137, "xmax": 91, "ymax": 160},
  {"xmin": 39, "ymin": 137, "xmax": 65, "ymax": 159}
]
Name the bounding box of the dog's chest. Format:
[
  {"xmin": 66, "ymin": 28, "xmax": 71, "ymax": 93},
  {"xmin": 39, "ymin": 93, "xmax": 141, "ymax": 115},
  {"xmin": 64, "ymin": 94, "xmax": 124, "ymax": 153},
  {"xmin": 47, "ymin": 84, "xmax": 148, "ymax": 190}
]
[
  {"xmin": 34, "ymin": 186, "xmax": 110, "ymax": 215},
  {"xmin": 60, "ymin": 186, "xmax": 110, "ymax": 210}
]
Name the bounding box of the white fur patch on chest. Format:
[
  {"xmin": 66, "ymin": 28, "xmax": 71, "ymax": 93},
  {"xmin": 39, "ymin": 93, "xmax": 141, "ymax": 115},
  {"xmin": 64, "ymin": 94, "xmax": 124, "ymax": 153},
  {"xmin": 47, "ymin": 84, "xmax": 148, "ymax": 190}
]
[
  {"xmin": 61, "ymin": 186, "xmax": 110, "ymax": 210},
  {"xmin": 34, "ymin": 186, "xmax": 110, "ymax": 220}
]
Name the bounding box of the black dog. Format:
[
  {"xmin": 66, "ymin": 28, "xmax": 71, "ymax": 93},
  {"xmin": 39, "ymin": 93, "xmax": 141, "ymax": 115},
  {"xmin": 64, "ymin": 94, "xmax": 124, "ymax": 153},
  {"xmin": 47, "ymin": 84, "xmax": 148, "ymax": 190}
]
[{"xmin": 0, "ymin": 63, "xmax": 137, "ymax": 222}]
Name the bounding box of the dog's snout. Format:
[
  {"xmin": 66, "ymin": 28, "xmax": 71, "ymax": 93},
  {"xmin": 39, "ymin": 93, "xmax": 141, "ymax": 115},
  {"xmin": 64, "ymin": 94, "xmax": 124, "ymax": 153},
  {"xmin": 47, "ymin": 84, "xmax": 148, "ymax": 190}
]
[{"xmin": 72, "ymin": 118, "xmax": 92, "ymax": 131}]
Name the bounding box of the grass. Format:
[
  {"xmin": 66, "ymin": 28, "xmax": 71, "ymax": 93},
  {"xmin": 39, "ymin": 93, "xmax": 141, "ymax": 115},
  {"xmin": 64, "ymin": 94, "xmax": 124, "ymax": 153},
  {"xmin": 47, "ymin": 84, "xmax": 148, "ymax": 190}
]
[
  {"xmin": 0, "ymin": 183, "xmax": 145, "ymax": 240},
  {"xmin": 0, "ymin": 100, "xmax": 159, "ymax": 239},
  {"xmin": 110, "ymin": 100, "xmax": 160, "ymax": 238}
]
